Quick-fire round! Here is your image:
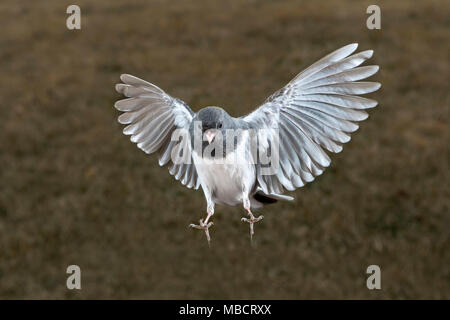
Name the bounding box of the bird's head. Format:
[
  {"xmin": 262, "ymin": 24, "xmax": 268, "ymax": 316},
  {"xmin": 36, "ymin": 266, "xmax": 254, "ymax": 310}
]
[
  {"xmin": 189, "ymin": 106, "xmax": 239, "ymax": 159},
  {"xmin": 195, "ymin": 106, "xmax": 229, "ymax": 144}
]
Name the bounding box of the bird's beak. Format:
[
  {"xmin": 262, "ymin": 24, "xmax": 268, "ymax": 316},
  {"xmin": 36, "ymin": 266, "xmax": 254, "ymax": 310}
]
[{"xmin": 204, "ymin": 129, "xmax": 216, "ymax": 144}]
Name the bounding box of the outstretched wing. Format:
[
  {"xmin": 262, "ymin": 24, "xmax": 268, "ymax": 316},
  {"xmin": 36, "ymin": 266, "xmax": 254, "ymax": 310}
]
[
  {"xmin": 242, "ymin": 43, "xmax": 380, "ymax": 195},
  {"xmin": 115, "ymin": 74, "xmax": 200, "ymax": 189}
]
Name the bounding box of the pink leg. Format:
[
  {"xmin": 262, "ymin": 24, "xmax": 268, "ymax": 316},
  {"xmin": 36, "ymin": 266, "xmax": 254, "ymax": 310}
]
[
  {"xmin": 189, "ymin": 212, "xmax": 214, "ymax": 246},
  {"xmin": 241, "ymin": 208, "xmax": 264, "ymax": 242}
]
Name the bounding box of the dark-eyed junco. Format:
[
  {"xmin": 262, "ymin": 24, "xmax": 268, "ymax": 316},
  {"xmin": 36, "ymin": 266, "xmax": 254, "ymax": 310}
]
[{"xmin": 114, "ymin": 43, "xmax": 380, "ymax": 245}]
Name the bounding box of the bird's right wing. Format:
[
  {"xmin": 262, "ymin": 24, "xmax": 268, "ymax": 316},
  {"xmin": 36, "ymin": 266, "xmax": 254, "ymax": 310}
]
[
  {"xmin": 242, "ymin": 44, "xmax": 380, "ymax": 195},
  {"xmin": 115, "ymin": 74, "xmax": 200, "ymax": 189}
]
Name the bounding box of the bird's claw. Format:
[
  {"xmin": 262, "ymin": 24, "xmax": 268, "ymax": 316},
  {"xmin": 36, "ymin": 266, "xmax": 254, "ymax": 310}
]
[
  {"xmin": 241, "ymin": 212, "xmax": 264, "ymax": 242},
  {"xmin": 189, "ymin": 219, "xmax": 214, "ymax": 246},
  {"xmin": 241, "ymin": 216, "xmax": 264, "ymax": 224}
]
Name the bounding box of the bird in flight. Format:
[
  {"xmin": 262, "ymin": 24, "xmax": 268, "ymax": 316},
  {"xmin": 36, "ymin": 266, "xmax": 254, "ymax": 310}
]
[{"xmin": 114, "ymin": 43, "xmax": 380, "ymax": 245}]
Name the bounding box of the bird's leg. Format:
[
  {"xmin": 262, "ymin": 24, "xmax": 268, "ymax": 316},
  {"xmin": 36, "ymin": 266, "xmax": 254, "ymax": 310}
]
[
  {"xmin": 189, "ymin": 198, "xmax": 215, "ymax": 246},
  {"xmin": 241, "ymin": 198, "xmax": 263, "ymax": 242},
  {"xmin": 189, "ymin": 212, "xmax": 214, "ymax": 246}
]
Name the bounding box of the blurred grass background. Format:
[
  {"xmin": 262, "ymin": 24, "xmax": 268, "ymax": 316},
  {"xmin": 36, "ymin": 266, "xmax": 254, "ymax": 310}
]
[{"xmin": 0, "ymin": 0, "xmax": 448, "ymax": 299}]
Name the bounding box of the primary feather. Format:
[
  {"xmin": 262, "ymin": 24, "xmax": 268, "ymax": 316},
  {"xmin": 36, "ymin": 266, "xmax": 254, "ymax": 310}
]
[
  {"xmin": 242, "ymin": 43, "xmax": 380, "ymax": 195},
  {"xmin": 115, "ymin": 74, "xmax": 200, "ymax": 189}
]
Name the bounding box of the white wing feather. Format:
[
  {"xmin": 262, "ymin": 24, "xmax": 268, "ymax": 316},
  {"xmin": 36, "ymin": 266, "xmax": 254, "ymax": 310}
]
[
  {"xmin": 115, "ymin": 74, "xmax": 200, "ymax": 189},
  {"xmin": 242, "ymin": 43, "xmax": 380, "ymax": 194}
]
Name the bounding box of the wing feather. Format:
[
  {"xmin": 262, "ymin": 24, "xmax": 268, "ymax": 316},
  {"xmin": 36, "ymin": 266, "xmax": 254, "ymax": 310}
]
[
  {"xmin": 114, "ymin": 74, "xmax": 200, "ymax": 190},
  {"xmin": 242, "ymin": 44, "xmax": 380, "ymax": 195}
]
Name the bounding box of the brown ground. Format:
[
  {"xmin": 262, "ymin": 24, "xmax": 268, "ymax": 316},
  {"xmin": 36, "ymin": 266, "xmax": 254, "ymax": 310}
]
[{"xmin": 0, "ymin": 0, "xmax": 449, "ymax": 299}]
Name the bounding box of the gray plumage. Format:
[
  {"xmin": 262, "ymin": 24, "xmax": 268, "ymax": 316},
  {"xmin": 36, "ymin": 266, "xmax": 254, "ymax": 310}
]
[{"xmin": 114, "ymin": 43, "xmax": 380, "ymax": 242}]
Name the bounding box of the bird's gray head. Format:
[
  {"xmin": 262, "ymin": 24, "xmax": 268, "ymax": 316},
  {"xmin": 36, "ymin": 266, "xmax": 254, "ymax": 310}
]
[{"xmin": 189, "ymin": 106, "xmax": 238, "ymax": 158}]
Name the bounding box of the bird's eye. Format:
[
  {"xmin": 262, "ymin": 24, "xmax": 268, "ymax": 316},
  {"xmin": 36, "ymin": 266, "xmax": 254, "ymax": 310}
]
[{"xmin": 218, "ymin": 123, "xmax": 222, "ymax": 129}]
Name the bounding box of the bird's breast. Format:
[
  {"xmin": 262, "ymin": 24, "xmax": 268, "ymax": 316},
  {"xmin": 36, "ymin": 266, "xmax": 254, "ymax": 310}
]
[{"xmin": 192, "ymin": 134, "xmax": 255, "ymax": 206}]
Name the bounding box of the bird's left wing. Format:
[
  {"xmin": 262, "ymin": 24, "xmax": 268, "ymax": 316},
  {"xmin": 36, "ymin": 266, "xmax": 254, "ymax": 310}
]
[
  {"xmin": 115, "ymin": 74, "xmax": 200, "ymax": 189},
  {"xmin": 242, "ymin": 43, "xmax": 380, "ymax": 195}
]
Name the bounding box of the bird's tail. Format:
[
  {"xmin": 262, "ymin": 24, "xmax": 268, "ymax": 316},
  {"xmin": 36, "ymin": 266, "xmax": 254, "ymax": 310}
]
[{"xmin": 253, "ymin": 189, "xmax": 294, "ymax": 204}]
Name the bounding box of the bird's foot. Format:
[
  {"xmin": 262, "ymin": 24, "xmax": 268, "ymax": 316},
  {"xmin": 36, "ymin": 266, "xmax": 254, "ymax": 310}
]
[
  {"xmin": 241, "ymin": 209, "xmax": 264, "ymax": 242},
  {"xmin": 189, "ymin": 218, "xmax": 214, "ymax": 246}
]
